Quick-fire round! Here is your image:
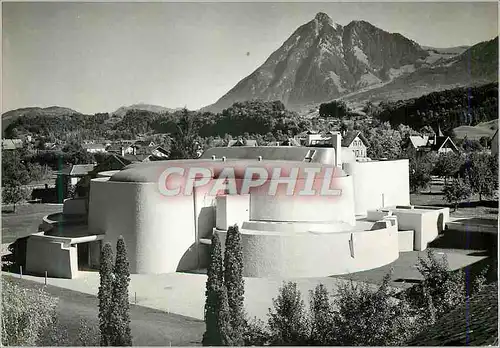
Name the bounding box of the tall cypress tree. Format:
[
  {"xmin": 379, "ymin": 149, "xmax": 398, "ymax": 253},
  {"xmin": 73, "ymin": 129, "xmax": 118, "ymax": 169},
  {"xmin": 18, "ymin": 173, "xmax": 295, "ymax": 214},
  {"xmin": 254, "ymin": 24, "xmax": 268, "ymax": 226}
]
[
  {"xmin": 203, "ymin": 232, "xmax": 232, "ymax": 346},
  {"xmin": 224, "ymin": 225, "xmax": 245, "ymax": 345},
  {"xmin": 110, "ymin": 237, "xmax": 132, "ymax": 346},
  {"xmin": 98, "ymin": 242, "xmax": 114, "ymax": 346}
]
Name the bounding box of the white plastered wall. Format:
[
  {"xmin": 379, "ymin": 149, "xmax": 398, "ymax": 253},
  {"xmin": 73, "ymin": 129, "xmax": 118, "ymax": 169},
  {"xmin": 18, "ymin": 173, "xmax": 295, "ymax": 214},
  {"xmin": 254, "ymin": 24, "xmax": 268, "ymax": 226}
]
[
  {"xmin": 344, "ymin": 160, "xmax": 410, "ymax": 215},
  {"xmin": 88, "ymin": 178, "xmax": 196, "ymax": 274},
  {"xmin": 249, "ymin": 175, "xmax": 356, "ymax": 225}
]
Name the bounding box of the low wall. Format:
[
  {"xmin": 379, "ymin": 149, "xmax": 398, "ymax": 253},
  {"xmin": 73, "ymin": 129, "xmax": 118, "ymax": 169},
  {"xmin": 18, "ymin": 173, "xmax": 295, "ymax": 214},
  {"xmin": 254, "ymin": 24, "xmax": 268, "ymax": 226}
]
[
  {"xmin": 367, "ymin": 207, "xmax": 449, "ymax": 251},
  {"xmin": 217, "ymin": 221, "xmax": 399, "ymax": 278},
  {"xmin": 63, "ymin": 197, "xmax": 87, "ymax": 215},
  {"xmin": 25, "ymin": 234, "xmax": 78, "ymax": 279}
]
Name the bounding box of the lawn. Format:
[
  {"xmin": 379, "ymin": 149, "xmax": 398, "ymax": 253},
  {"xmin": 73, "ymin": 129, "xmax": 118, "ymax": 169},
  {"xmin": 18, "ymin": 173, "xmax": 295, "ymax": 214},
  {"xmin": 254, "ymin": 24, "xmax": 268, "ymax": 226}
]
[
  {"xmin": 3, "ymin": 276, "xmax": 205, "ymax": 346},
  {"xmin": 1, "ymin": 203, "xmax": 63, "ymax": 244},
  {"xmin": 411, "ymin": 178, "xmax": 498, "ymax": 221}
]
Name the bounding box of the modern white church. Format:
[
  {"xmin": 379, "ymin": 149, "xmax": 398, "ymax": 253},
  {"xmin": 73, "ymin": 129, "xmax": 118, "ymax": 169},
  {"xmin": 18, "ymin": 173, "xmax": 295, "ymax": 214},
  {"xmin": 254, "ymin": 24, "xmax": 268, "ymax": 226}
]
[{"xmin": 24, "ymin": 132, "xmax": 449, "ymax": 279}]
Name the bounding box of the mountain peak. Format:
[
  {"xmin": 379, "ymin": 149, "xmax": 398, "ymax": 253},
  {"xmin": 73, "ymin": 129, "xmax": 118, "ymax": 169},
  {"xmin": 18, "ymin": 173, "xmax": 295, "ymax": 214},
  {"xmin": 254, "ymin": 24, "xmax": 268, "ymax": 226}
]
[
  {"xmin": 205, "ymin": 15, "xmax": 496, "ymax": 113},
  {"xmin": 313, "ymin": 12, "xmax": 334, "ymax": 28},
  {"xmin": 314, "ymin": 12, "xmax": 331, "ymax": 22}
]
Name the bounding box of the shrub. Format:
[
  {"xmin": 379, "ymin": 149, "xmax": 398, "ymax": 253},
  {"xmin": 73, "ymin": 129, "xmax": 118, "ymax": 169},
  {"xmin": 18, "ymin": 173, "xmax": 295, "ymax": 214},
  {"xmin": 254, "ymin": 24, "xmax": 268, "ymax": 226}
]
[
  {"xmin": 37, "ymin": 314, "xmax": 71, "ymax": 346},
  {"xmin": 243, "ymin": 317, "xmax": 269, "ymax": 346},
  {"xmin": 267, "ymin": 282, "xmax": 310, "ymax": 346},
  {"xmin": 1, "ymin": 278, "xmax": 58, "ymax": 346},
  {"xmin": 442, "ymin": 179, "xmax": 472, "ymax": 210},
  {"xmin": 77, "ymin": 318, "xmax": 100, "ymax": 346},
  {"xmin": 2, "ymin": 184, "xmax": 29, "ymax": 212},
  {"xmin": 37, "ymin": 315, "xmax": 99, "ymax": 346}
]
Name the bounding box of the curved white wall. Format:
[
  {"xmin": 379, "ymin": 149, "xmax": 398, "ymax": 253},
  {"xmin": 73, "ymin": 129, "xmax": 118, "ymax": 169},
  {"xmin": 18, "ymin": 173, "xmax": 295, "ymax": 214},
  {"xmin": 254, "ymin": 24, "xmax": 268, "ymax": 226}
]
[
  {"xmin": 218, "ymin": 223, "xmax": 399, "ymax": 278},
  {"xmin": 344, "ymin": 160, "xmax": 410, "ymax": 215},
  {"xmin": 249, "ymin": 175, "xmax": 356, "ymax": 225},
  {"xmin": 88, "ymin": 178, "xmax": 196, "ymax": 274}
]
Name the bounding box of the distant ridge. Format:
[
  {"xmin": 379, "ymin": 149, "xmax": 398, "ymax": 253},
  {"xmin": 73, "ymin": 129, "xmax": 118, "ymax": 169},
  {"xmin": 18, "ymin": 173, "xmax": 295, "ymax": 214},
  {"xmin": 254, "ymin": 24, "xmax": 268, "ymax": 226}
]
[
  {"xmin": 2, "ymin": 106, "xmax": 82, "ymax": 134},
  {"xmin": 111, "ymin": 103, "xmax": 181, "ymax": 118}
]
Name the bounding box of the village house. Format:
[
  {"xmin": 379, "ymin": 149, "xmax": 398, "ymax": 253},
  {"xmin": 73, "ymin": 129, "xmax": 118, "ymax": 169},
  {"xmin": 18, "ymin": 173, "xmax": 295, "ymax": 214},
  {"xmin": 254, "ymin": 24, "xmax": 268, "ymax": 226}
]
[
  {"xmin": 82, "ymin": 143, "xmax": 107, "ymax": 153},
  {"xmin": 2, "ymin": 139, "xmax": 23, "ymax": 151},
  {"xmin": 123, "ymin": 145, "xmax": 170, "ymax": 163},
  {"xmin": 341, "ymin": 131, "xmax": 369, "ymax": 158},
  {"xmin": 405, "ymin": 127, "xmax": 460, "ymax": 157}
]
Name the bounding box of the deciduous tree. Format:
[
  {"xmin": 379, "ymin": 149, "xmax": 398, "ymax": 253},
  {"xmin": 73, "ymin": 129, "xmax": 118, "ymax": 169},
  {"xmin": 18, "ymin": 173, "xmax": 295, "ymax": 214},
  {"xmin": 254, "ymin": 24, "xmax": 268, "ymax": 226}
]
[
  {"xmin": 462, "ymin": 153, "xmax": 497, "ymax": 201},
  {"xmin": 433, "ymin": 152, "xmax": 463, "ymax": 184},
  {"xmin": 442, "ymin": 179, "xmax": 472, "ymax": 211},
  {"xmin": 309, "ymin": 284, "xmax": 335, "ymax": 345},
  {"xmin": 268, "ymin": 282, "xmax": 310, "ymax": 346},
  {"xmin": 409, "ymin": 155, "xmax": 433, "ymax": 193},
  {"xmin": 332, "ymin": 273, "xmax": 414, "ymax": 346}
]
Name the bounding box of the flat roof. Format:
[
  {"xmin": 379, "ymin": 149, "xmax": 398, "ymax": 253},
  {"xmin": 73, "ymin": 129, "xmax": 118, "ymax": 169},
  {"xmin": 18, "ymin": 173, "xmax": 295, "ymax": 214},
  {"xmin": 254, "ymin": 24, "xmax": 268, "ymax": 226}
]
[{"xmin": 109, "ymin": 159, "xmax": 346, "ymax": 183}]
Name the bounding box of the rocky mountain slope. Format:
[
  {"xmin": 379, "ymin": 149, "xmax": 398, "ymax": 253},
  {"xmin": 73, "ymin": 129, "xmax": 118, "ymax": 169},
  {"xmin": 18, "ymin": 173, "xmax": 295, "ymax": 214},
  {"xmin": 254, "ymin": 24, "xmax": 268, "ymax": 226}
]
[
  {"xmin": 345, "ymin": 36, "xmax": 498, "ymax": 105},
  {"xmin": 205, "ymin": 12, "xmax": 497, "ymax": 113}
]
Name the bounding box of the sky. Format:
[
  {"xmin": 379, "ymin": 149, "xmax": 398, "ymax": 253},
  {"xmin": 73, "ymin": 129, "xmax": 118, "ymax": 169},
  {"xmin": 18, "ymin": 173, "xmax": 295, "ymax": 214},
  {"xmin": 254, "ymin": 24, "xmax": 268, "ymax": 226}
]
[{"xmin": 2, "ymin": 1, "xmax": 498, "ymax": 114}]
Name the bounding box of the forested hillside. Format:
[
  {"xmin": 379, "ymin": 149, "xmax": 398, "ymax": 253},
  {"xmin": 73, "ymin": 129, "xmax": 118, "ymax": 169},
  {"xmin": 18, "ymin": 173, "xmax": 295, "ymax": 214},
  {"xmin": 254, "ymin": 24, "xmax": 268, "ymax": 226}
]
[
  {"xmin": 374, "ymin": 83, "xmax": 498, "ymax": 131},
  {"xmin": 4, "ymin": 100, "xmax": 309, "ymax": 142}
]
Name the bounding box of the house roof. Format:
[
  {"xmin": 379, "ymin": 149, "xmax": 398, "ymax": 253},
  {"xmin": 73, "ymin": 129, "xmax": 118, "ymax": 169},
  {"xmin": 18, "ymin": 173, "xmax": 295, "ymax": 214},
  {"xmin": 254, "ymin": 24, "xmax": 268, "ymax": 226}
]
[
  {"xmin": 2, "ymin": 139, "xmax": 23, "ymax": 150},
  {"xmin": 341, "ymin": 131, "xmax": 369, "ymax": 147},
  {"xmin": 123, "ymin": 154, "xmax": 151, "ymax": 163},
  {"xmin": 408, "ymin": 135, "xmax": 430, "ymax": 149},
  {"xmin": 431, "ymin": 136, "xmax": 459, "ymax": 152},
  {"xmin": 228, "ymin": 139, "xmax": 258, "ymax": 147},
  {"xmin": 409, "ymin": 282, "xmax": 498, "ymax": 346},
  {"xmin": 106, "ymin": 144, "xmax": 123, "ymax": 152},
  {"xmin": 82, "ymin": 143, "xmax": 106, "ymax": 150},
  {"xmin": 90, "ymin": 154, "xmax": 131, "ymax": 175},
  {"xmin": 57, "ymin": 164, "xmax": 95, "ymax": 176},
  {"xmin": 133, "ymin": 140, "xmax": 155, "ymax": 147}
]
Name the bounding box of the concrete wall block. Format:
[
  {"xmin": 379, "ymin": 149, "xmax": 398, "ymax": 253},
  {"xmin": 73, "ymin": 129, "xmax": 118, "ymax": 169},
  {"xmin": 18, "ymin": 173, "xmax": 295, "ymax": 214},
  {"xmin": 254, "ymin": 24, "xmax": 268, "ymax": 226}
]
[
  {"xmin": 216, "ymin": 195, "xmax": 250, "ymax": 230},
  {"xmin": 398, "ymin": 230, "xmax": 414, "ymax": 252},
  {"xmin": 63, "ymin": 198, "xmax": 87, "ymax": 215},
  {"xmin": 25, "ymin": 237, "xmax": 78, "ymax": 279},
  {"xmin": 217, "ymin": 227, "xmax": 398, "ymax": 278}
]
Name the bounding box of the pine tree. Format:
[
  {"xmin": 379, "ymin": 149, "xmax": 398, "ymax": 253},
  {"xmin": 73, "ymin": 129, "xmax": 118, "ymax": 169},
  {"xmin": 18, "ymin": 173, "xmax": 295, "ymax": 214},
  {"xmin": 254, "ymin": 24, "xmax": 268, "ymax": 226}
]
[
  {"xmin": 223, "ymin": 225, "xmax": 245, "ymax": 345},
  {"xmin": 203, "ymin": 232, "xmax": 232, "ymax": 346},
  {"xmin": 110, "ymin": 237, "xmax": 132, "ymax": 346},
  {"xmin": 98, "ymin": 242, "xmax": 114, "ymax": 346}
]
